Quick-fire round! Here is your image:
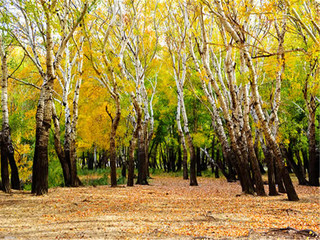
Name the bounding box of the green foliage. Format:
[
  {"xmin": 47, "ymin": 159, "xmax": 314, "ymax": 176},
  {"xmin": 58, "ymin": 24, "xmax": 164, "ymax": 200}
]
[{"xmin": 48, "ymin": 157, "xmax": 65, "ymax": 188}]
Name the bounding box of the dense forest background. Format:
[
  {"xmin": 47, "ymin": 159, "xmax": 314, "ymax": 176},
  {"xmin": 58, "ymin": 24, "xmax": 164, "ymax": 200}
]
[{"xmin": 0, "ymin": 0, "xmax": 319, "ymax": 200}]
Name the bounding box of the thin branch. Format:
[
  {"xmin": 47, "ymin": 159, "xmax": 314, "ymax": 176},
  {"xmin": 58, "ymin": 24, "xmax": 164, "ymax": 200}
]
[{"xmin": 8, "ymin": 53, "xmax": 26, "ymax": 79}]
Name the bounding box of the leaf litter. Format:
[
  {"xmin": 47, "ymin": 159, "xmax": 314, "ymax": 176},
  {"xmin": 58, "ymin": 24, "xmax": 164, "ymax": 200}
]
[{"xmin": 0, "ymin": 176, "xmax": 319, "ymax": 239}]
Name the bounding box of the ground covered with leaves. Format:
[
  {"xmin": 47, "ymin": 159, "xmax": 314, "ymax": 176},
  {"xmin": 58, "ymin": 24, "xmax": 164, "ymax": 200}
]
[{"xmin": 0, "ymin": 176, "xmax": 319, "ymax": 239}]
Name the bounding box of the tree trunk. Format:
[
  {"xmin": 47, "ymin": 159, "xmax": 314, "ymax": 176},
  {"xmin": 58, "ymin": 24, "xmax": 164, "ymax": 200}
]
[
  {"xmin": 260, "ymin": 134, "xmax": 278, "ymax": 196},
  {"xmin": 177, "ymin": 138, "xmax": 182, "ymax": 172},
  {"xmin": 127, "ymin": 134, "xmax": 137, "ymax": 187},
  {"xmin": 182, "ymin": 143, "xmax": 188, "ymax": 180},
  {"xmin": 215, "ymin": 146, "xmax": 220, "ymax": 178},
  {"xmin": 302, "ymin": 149, "xmax": 309, "ymax": 176},
  {"xmin": 8, "ymin": 151, "xmax": 20, "ymax": 190},
  {"xmin": 88, "ymin": 151, "xmax": 94, "ymax": 170},
  {"xmin": 243, "ymin": 86, "xmax": 266, "ymax": 196},
  {"xmin": 214, "ymin": 0, "xmax": 298, "ymax": 201},
  {"xmin": 137, "ymin": 128, "xmax": 148, "ymax": 185},
  {"xmin": 52, "ymin": 103, "xmax": 71, "ymax": 186},
  {"xmin": 32, "ymin": 83, "xmax": 51, "ymax": 195},
  {"xmin": 196, "ymin": 147, "xmax": 202, "ymax": 176},
  {"xmin": 176, "ymin": 93, "xmax": 188, "ymax": 180},
  {"xmin": 1, "ymin": 135, "xmax": 10, "ymax": 193},
  {"xmin": 281, "ymin": 143, "xmax": 308, "ymax": 185},
  {"xmin": 274, "ymin": 158, "xmax": 286, "ymax": 193},
  {"xmin": 109, "ymin": 94, "xmax": 121, "ymax": 187},
  {"xmin": 308, "ymin": 104, "xmax": 319, "ymax": 186},
  {"xmin": 31, "ymin": 7, "xmax": 56, "ymax": 195},
  {"xmin": 186, "ymin": 133, "xmax": 198, "ymax": 186},
  {"xmin": 295, "ymin": 151, "xmax": 306, "ymax": 179},
  {"xmin": 127, "ymin": 95, "xmax": 142, "ymax": 187},
  {"xmin": 0, "ymin": 37, "xmax": 20, "ymax": 192},
  {"xmin": 70, "ymin": 79, "xmax": 82, "ymax": 187},
  {"xmin": 211, "ymin": 139, "xmax": 215, "ymax": 174},
  {"xmin": 181, "ymin": 96, "xmax": 197, "ymax": 186}
]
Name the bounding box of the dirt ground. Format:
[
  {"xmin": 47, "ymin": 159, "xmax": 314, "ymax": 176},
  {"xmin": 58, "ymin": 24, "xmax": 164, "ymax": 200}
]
[{"xmin": 0, "ymin": 176, "xmax": 319, "ymax": 239}]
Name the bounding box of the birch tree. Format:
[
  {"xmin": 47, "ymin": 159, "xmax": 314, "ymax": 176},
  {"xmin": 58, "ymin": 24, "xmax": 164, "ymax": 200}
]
[
  {"xmin": 165, "ymin": 0, "xmax": 199, "ymax": 186},
  {"xmin": 191, "ymin": 6, "xmax": 255, "ymax": 194},
  {"xmin": 9, "ymin": 0, "xmax": 88, "ymax": 195},
  {"xmin": 118, "ymin": 0, "xmax": 159, "ymax": 185},
  {"xmin": 86, "ymin": 0, "xmax": 131, "ymax": 187},
  {"xmin": 53, "ymin": 36, "xmax": 84, "ymax": 187},
  {"xmin": 289, "ymin": 3, "xmax": 320, "ymax": 186},
  {"xmin": 206, "ymin": 0, "xmax": 299, "ymax": 201},
  {"xmin": 0, "ymin": 34, "xmax": 21, "ymax": 192}
]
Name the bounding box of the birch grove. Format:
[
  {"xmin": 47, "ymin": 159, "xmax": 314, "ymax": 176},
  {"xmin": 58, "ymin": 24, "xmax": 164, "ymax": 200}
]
[{"xmin": 0, "ymin": 0, "xmax": 318, "ymax": 200}]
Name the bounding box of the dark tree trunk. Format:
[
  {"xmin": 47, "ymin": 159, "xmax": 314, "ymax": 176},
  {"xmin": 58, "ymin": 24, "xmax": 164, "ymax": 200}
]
[
  {"xmin": 308, "ymin": 106, "xmax": 319, "ymax": 186},
  {"xmin": 8, "ymin": 150, "xmax": 20, "ymax": 190},
  {"xmin": 259, "ymin": 161, "xmax": 266, "ymax": 174},
  {"xmin": 196, "ymin": 147, "xmax": 202, "ymax": 176},
  {"xmin": 177, "ymin": 140, "xmax": 182, "ymax": 172},
  {"xmin": 186, "ymin": 134, "xmax": 198, "ymax": 186},
  {"xmin": 281, "ymin": 144, "xmax": 309, "ymax": 185},
  {"xmin": 32, "ymin": 85, "xmax": 51, "ymax": 195},
  {"xmin": 295, "ymin": 151, "xmax": 306, "ymax": 179},
  {"xmin": 158, "ymin": 144, "xmax": 163, "ymax": 170},
  {"xmin": 121, "ymin": 161, "xmax": 126, "ymax": 178},
  {"xmin": 128, "ymin": 95, "xmax": 141, "ymax": 187},
  {"xmin": 211, "ymin": 139, "xmax": 215, "ymax": 174},
  {"xmin": 226, "ymin": 152, "xmax": 237, "ymax": 182},
  {"xmin": 88, "ymin": 152, "xmax": 94, "ymax": 170},
  {"xmin": 52, "ymin": 106, "xmax": 71, "ymax": 186},
  {"xmin": 32, "ymin": 129, "xmax": 50, "ymax": 195},
  {"xmin": 148, "ymin": 140, "xmax": 156, "ymax": 172},
  {"xmin": 136, "ymin": 131, "xmax": 148, "ymax": 185},
  {"xmin": 242, "ymin": 86, "xmax": 266, "ymax": 196},
  {"xmin": 214, "ymin": 146, "xmax": 220, "ymax": 178},
  {"xmin": 161, "ymin": 146, "xmax": 167, "ymax": 172},
  {"xmin": 169, "ymin": 146, "xmax": 175, "ymax": 172},
  {"xmin": 65, "ymin": 150, "xmax": 73, "ymax": 184},
  {"xmin": 182, "ymin": 142, "xmax": 188, "ymax": 180},
  {"xmin": 110, "ymin": 137, "xmax": 117, "ymax": 187},
  {"xmin": 274, "ymin": 158, "xmax": 286, "ymax": 193},
  {"xmin": 127, "ymin": 141, "xmax": 135, "ymax": 187},
  {"xmin": 237, "ymin": 156, "xmax": 255, "ymax": 194},
  {"xmin": 1, "ymin": 139, "xmax": 10, "ymax": 193},
  {"xmin": 109, "ymin": 100, "xmax": 121, "ymax": 187},
  {"xmin": 302, "ymin": 149, "xmax": 309, "ymax": 176},
  {"xmin": 167, "ymin": 145, "xmax": 172, "ymax": 172},
  {"xmin": 262, "ymin": 145, "xmax": 278, "ymax": 196}
]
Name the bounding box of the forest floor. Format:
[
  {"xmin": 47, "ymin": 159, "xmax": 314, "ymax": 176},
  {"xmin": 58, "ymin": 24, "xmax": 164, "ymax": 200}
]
[{"xmin": 0, "ymin": 175, "xmax": 319, "ymax": 239}]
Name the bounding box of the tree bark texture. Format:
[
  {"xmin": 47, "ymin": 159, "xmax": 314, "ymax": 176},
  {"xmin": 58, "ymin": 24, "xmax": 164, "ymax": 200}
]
[
  {"xmin": 307, "ymin": 101, "xmax": 319, "ymax": 186},
  {"xmin": 243, "ymin": 86, "xmax": 266, "ymax": 196},
  {"xmin": 128, "ymin": 94, "xmax": 142, "ymax": 186},
  {"xmin": 109, "ymin": 92, "xmax": 121, "ymax": 187}
]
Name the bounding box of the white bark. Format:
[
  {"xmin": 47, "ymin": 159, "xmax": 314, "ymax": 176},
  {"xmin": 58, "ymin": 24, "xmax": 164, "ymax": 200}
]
[{"xmin": 212, "ymin": 0, "xmax": 299, "ymax": 200}]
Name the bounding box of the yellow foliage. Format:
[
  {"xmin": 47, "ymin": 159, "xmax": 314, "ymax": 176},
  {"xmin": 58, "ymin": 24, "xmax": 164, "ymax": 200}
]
[{"xmin": 14, "ymin": 143, "xmax": 32, "ymax": 182}]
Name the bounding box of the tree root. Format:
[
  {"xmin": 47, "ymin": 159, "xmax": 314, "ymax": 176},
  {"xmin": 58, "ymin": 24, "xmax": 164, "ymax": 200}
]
[{"xmin": 270, "ymin": 227, "xmax": 319, "ymax": 238}]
